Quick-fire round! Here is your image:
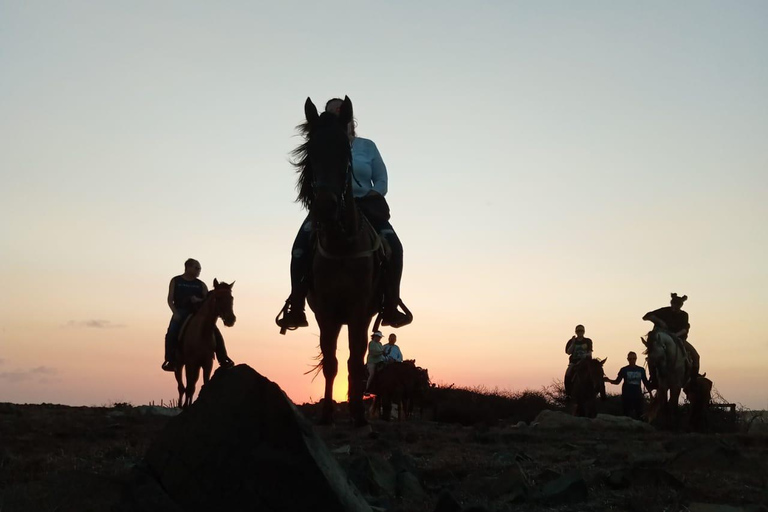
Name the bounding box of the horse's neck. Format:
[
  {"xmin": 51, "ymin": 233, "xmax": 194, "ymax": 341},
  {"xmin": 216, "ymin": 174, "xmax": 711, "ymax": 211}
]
[
  {"xmin": 193, "ymin": 297, "xmax": 219, "ymax": 330},
  {"xmin": 321, "ymin": 189, "xmax": 361, "ymax": 248}
]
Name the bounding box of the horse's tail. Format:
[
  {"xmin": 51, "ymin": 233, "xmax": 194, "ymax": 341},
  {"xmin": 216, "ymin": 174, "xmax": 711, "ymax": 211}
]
[{"xmin": 303, "ymin": 349, "xmax": 324, "ymax": 381}]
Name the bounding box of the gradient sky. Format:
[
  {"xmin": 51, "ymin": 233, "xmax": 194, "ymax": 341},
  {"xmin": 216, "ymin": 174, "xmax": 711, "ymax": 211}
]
[{"xmin": 1, "ymin": 1, "xmax": 767, "ymax": 409}]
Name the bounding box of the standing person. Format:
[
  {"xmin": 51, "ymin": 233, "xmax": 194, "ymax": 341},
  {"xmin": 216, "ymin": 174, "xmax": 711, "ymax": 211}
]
[
  {"xmin": 564, "ymin": 324, "xmax": 593, "ymax": 398},
  {"xmin": 162, "ymin": 258, "xmax": 234, "ymax": 372},
  {"xmin": 642, "ymin": 293, "xmax": 699, "ymax": 389},
  {"xmin": 276, "ymin": 97, "xmax": 411, "ymax": 331},
  {"xmin": 366, "ymin": 331, "xmax": 385, "ymax": 390},
  {"xmin": 606, "ymin": 351, "xmax": 651, "ymax": 419},
  {"xmin": 383, "ymin": 333, "xmax": 403, "ymax": 363}
]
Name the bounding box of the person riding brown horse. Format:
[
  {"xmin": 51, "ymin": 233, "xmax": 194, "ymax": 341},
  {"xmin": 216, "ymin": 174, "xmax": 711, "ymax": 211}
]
[
  {"xmin": 282, "ymin": 97, "xmax": 402, "ymax": 426},
  {"xmin": 276, "ymin": 97, "xmax": 412, "ymax": 332},
  {"xmin": 174, "ymin": 279, "xmax": 236, "ymax": 408},
  {"xmin": 564, "ymin": 324, "xmax": 593, "ymax": 398}
]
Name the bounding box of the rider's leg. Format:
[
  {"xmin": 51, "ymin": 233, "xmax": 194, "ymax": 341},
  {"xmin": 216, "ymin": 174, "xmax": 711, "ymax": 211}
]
[
  {"xmin": 366, "ymin": 362, "xmax": 377, "ymax": 391},
  {"xmin": 378, "ymin": 225, "xmax": 411, "ymax": 328},
  {"xmin": 278, "ymin": 216, "xmax": 312, "ymax": 329},
  {"xmin": 162, "ymin": 315, "xmax": 184, "ymax": 371},
  {"xmin": 564, "ymin": 364, "xmax": 574, "ymax": 397},
  {"xmin": 214, "ymin": 327, "xmax": 234, "ymax": 368}
]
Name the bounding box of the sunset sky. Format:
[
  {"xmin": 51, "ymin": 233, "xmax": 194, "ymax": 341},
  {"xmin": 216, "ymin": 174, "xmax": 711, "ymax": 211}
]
[{"xmin": 1, "ymin": 2, "xmax": 766, "ymax": 410}]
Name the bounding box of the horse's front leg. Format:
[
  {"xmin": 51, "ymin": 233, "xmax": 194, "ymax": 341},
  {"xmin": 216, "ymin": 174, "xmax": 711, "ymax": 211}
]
[
  {"xmin": 347, "ymin": 320, "xmax": 370, "ymax": 427},
  {"xmin": 669, "ymin": 386, "xmax": 682, "ymax": 431},
  {"xmin": 318, "ymin": 319, "xmax": 341, "ymax": 425},
  {"xmin": 174, "ymin": 366, "xmax": 185, "ymax": 409}
]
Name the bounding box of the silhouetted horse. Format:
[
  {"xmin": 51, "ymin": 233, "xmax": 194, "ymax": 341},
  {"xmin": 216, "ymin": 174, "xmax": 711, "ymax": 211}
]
[
  {"xmin": 174, "ymin": 279, "xmax": 236, "ymax": 408},
  {"xmin": 369, "ymin": 360, "xmax": 431, "ymax": 421},
  {"xmin": 684, "ymin": 373, "xmax": 712, "ymax": 432},
  {"xmin": 643, "ymin": 330, "xmax": 689, "ymax": 429},
  {"xmin": 571, "ymin": 358, "xmax": 607, "ymax": 418},
  {"xmin": 295, "ymin": 97, "xmax": 383, "ymax": 426}
]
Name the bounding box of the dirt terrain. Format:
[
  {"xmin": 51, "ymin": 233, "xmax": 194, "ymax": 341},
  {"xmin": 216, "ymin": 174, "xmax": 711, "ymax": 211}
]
[{"xmin": 0, "ymin": 401, "xmax": 766, "ymax": 512}]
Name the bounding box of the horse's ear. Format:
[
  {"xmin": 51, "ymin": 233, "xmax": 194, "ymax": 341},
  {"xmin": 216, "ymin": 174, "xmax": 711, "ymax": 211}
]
[
  {"xmin": 599, "ymin": 358, "xmax": 607, "ymax": 365},
  {"xmin": 305, "ymin": 97, "xmax": 319, "ymax": 125},
  {"xmin": 229, "ymin": 280, "xmax": 235, "ymax": 288},
  {"xmin": 213, "ymin": 278, "xmax": 219, "ymax": 288},
  {"xmin": 339, "ymin": 96, "xmax": 353, "ymax": 127}
]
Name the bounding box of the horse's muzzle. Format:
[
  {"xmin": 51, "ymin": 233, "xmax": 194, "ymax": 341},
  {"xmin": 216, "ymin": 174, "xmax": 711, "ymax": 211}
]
[{"xmin": 223, "ymin": 315, "xmax": 236, "ymax": 327}]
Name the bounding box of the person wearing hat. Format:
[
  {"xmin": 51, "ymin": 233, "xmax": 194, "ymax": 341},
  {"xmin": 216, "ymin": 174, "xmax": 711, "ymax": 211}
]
[
  {"xmin": 564, "ymin": 324, "xmax": 593, "ymax": 398},
  {"xmin": 366, "ymin": 331, "xmax": 386, "ymax": 390},
  {"xmin": 642, "ymin": 293, "xmax": 700, "ymax": 389}
]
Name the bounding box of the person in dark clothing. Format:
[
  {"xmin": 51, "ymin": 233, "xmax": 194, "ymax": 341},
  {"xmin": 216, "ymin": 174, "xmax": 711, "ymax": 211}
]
[
  {"xmin": 642, "ymin": 293, "xmax": 700, "ymax": 389},
  {"xmin": 606, "ymin": 351, "xmax": 651, "ymax": 419},
  {"xmin": 276, "ymin": 97, "xmax": 411, "ymax": 331},
  {"xmin": 161, "ymin": 258, "xmax": 234, "ymax": 372},
  {"xmin": 564, "ymin": 324, "xmax": 593, "ymax": 398}
]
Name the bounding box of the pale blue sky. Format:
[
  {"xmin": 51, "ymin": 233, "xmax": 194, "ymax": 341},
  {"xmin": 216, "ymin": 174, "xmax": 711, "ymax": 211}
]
[{"xmin": 1, "ymin": 1, "xmax": 767, "ymax": 408}]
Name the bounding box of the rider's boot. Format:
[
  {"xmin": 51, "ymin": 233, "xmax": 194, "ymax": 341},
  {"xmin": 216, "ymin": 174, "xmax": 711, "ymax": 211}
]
[
  {"xmin": 277, "ymin": 242, "xmax": 311, "ymax": 331},
  {"xmin": 380, "ymin": 245, "xmax": 412, "ymax": 328},
  {"xmin": 277, "ymin": 291, "xmax": 309, "ymax": 329},
  {"xmin": 214, "ymin": 328, "xmax": 235, "ymax": 368}
]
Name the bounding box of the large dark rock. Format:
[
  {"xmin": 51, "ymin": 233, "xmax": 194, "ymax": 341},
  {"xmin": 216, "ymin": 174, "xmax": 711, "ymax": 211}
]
[{"xmin": 142, "ymin": 365, "xmax": 371, "ymax": 512}]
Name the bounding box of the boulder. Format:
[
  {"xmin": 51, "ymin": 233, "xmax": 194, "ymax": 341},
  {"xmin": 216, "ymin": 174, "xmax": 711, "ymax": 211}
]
[{"xmin": 141, "ymin": 365, "xmax": 371, "ymax": 512}]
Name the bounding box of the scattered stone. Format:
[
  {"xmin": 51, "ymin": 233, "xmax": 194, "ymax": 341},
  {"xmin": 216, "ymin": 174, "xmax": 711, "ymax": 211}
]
[
  {"xmin": 333, "ymin": 444, "xmax": 352, "ymax": 455},
  {"xmin": 348, "ymin": 453, "xmax": 397, "ymax": 497},
  {"xmin": 533, "ymin": 410, "xmax": 653, "ymax": 431},
  {"xmin": 396, "ymin": 470, "xmax": 427, "ymax": 500},
  {"xmin": 142, "ymin": 365, "xmax": 372, "ymax": 512},
  {"xmin": 433, "ymin": 490, "xmax": 462, "ymax": 512},
  {"xmin": 534, "ymin": 470, "xmax": 588, "ymax": 505},
  {"xmin": 688, "ymin": 504, "xmax": 750, "ymax": 512}
]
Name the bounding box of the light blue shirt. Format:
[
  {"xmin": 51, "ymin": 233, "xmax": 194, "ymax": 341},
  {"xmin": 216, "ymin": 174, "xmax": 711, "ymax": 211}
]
[
  {"xmin": 383, "ymin": 343, "xmax": 402, "ymax": 363},
  {"xmin": 351, "ymin": 137, "xmax": 388, "ymax": 198}
]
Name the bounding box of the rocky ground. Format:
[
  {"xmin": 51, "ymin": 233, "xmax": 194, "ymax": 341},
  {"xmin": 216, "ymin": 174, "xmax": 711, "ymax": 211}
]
[{"xmin": 1, "ymin": 388, "xmax": 767, "ymax": 512}]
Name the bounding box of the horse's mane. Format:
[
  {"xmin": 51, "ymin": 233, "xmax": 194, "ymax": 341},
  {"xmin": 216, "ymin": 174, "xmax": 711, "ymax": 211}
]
[
  {"xmin": 291, "ymin": 120, "xmax": 313, "ymax": 210},
  {"xmin": 290, "ymin": 112, "xmax": 350, "ymax": 210}
]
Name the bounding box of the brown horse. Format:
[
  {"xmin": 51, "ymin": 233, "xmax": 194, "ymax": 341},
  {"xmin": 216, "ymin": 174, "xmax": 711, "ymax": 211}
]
[
  {"xmin": 174, "ymin": 279, "xmax": 236, "ymax": 408},
  {"xmin": 370, "ymin": 360, "xmax": 431, "ymax": 421},
  {"xmin": 294, "ymin": 97, "xmax": 385, "ymax": 426},
  {"xmin": 571, "ymin": 358, "xmax": 607, "ymax": 418},
  {"xmin": 684, "ymin": 373, "xmax": 712, "ymax": 432},
  {"xmin": 643, "ymin": 330, "xmax": 688, "ymax": 428}
]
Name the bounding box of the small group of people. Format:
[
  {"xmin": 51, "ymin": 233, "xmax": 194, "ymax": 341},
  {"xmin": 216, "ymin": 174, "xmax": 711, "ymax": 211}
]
[
  {"xmin": 564, "ymin": 292, "xmax": 700, "ymax": 419},
  {"xmin": 365, "ymin": 331, "xmax": 404, "ymax": 391}
]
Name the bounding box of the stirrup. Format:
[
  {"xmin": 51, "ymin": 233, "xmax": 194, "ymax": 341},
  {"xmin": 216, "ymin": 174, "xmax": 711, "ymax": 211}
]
[
  {"xmin": 381, "ymin": 299, "xmax": 413, "ymax": 328},
  {"xmin": 275, "ymin": 299, "xmax": 308, "ymax": 335},
  {"xmin": 161, "ymin": 361, "xmax": 175, "ymax": 372}
]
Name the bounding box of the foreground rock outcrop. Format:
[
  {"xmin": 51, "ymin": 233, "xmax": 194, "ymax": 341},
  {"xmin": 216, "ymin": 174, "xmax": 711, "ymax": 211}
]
[{"xmin": 126, "ymin": 365, "xmax": 371, "ymax": 512}]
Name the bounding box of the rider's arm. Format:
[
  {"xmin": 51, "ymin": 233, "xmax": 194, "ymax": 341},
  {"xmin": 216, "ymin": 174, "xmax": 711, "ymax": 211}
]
[
  {"xmin": 642, "ymin": 310, "xmax": 668, "ymax": 329},
  {"xmin": 565, "ymin": 338, "xmax": 575, "ymax": 354},
  {"xmin": 369, "ymin": 141, "xmax": 388, "ymax": 196},
  {"xmin": 369, "ymin": 342, "xmax": 384, "ymax": 357},
  {"xmin": 191, "ymin": 282, "xmax": 209, "ymax": 305},
  {"xmin": 167, "ymin": 278, "xmax": 177, "ymax": 314},
  {"xmin": 641, "ymin": 370, "xmax": 651, "ymax": 391}
]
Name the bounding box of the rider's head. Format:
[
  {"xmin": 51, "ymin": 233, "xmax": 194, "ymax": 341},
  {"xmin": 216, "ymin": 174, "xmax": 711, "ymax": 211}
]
[
  {"xmin": 670, "ymin": 293, "xmax": 687, "ymax": 311},
  {"xmin": 627, "ymin": 351, "xmax": 638, "ymax": 363},
  {"xmin": 325, "ymin": 98, "xmax": 356, "ymax": 137},
  {"xmin": 184, "ymin": 258, "xmax": 201, "ymax": 278},
  {"xmin": 371, "ymin": 331, "xmax": 384, "ymax": 341},
  {"xmin": 575, "ymin": 324, "xmax": 585, "ymax": 337},
  {"xmin": 388, "ymin": 333, "xmax": 397, "ymax": 345}
]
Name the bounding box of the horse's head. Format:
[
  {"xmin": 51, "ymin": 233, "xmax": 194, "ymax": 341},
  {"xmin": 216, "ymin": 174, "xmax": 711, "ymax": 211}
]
[
  {"xmin": 644, "ymin": 330, "xmax": 668, "ymax": 377},
  {"xmin": 592, "ymin": 358, "xmax": 608, "ymax": 400},
  {"xmin": 300, "ymin": 96, "xmax": 353, "ymax": 225},
  {"xmin": 212, "ymin": 278, "xmax": 236, "ymax": 327}
]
